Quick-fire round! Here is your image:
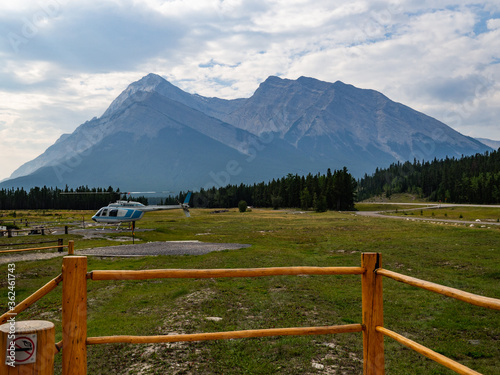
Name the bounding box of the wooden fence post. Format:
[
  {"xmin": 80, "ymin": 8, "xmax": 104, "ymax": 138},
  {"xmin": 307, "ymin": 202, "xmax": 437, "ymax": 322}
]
[
  {"xmin": 62, "ymin": 256, "xmax": 87, "ymax": 375},
  {"xmin": 362, "ymin": 253, "xmax": 384, "ymax": 374},
  {"xmin": 67, "ymin": 240, "xmax": 74, "ymax": 255},
  {"xmin": 58, "ymin": 239, "xmax": 64, "ymax": 253}
]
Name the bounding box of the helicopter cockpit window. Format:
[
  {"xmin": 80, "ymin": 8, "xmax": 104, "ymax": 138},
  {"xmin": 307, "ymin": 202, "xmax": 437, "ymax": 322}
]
[
  {"xmin": 102, "ymin": 209, "xmax": 108, "ymax": 217},
  {"xmin": 109, "ymin": 209, "xmax": 118, "ymax": 217},
  {"xmin": 95, "ymin": 209, "xmax": 102, "ymax": 217}
]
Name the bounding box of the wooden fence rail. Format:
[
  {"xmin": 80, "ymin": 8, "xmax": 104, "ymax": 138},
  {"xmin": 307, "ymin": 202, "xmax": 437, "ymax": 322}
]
[
  {"xmin": 0, "ymin": 274, "xmax": 63, "ymax": 325},
  {"xmin": 375, "ymin": 268, "xmax": 500, "ymax": 311},
  {"xmin": 86, "ymin": 324, "xmax": 364, "ymax": 345},
  {"xmin": 87, "ymin": 266, "xmax": 365, "ymax": 280},
  {"xmin": 0, "ymin": 227, "xmax": 49, "ymax": 237},
  {"xmin": 0, "ymin": 239, "xmax": 73, "ymax": 255},
  {"xmin": 375, "ymin": 326, "xmax": 482, "ymax": 375},
  {"xmin": 1, "ymin": 249, "xmax": 498, "ymax": 375},
  {"xmin": 0, "ymin": 239, "xmax": 58, "ymax": 247}
]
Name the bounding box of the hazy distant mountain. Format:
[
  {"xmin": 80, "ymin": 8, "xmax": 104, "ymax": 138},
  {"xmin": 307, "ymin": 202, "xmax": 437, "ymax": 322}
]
[
  {"xmin": 2, "ymin": 74, "xmax": 491, "ymax": 191},
  {"xmin": 475, "ymin": 137, "xmax": 500, "ymax": 150}
]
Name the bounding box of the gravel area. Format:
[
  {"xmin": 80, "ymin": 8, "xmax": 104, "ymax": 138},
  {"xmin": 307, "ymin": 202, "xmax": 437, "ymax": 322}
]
[
  {"xmin": 0, "ymin": 241, "xmax": 251, "ymax": 264},
  {"xmin": 80, "ymin": 241, "xmax": 251, "ymax": 257},
  {"xmin": 0, "ymin": 251, "xmax": 65, "ymax": 265}
]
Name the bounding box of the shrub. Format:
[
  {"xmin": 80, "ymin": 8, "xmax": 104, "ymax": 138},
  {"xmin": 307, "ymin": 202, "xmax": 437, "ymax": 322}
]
[
  {"xmin": 238, "ymin": 200, "xmax": 247, "ymax": 213},
  {"xmin": 313, "ymin": 194, "xmax": 327, "ymax": 213}
]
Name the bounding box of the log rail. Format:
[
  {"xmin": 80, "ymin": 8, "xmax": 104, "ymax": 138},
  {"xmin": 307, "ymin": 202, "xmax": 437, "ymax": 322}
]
[
  {"xmin": 0, "ymin": 274, "xmax": 63, "ymax": 325},
  {"xmin": 87, "ymin": 266, "xmax": 365, "ymax": 280},
  {"xmin": 0, "ymin": 239, "xmax": 74, "ymax": 254},
  {"xmin": 375, "ymin": 326, "xmax": 482, "ymax": 375},
  {"xmin": 86, "ymin": 324, "xmax": 364, "ymax": 345},
  {"xmin": 375, "ymin": 268, "xmax": 500, "ymax": 311}
]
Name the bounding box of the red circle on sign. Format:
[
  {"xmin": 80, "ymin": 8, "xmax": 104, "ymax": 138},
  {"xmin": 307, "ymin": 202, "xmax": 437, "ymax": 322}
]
[{"xmin": 13, "ymin": 336, "xmax": 35, "ymax": 363}]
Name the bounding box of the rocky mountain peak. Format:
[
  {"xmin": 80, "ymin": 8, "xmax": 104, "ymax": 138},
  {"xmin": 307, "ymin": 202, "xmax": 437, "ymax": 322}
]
[
  {"xmin": 102, "ymin": 73, "xmax": 185, "ymax": 118},
  {"xmin": 2, "ymin": 74, "xmax": 492, "ymax": 191},
  {"xmin": 137, "ymin": 72, "xmax": 166, "ymax": 86}
]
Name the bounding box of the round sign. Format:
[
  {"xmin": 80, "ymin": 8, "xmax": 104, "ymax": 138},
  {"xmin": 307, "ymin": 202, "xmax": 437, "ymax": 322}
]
[{"xmin": 13, "ymin": 336, "xmax": 35, "ymax": 363}]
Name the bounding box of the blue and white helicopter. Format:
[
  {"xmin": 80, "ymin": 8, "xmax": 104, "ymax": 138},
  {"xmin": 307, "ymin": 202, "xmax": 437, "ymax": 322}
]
[{"xmin": 91, "ymin": 192, "xmax": 191, "ymax": 227}]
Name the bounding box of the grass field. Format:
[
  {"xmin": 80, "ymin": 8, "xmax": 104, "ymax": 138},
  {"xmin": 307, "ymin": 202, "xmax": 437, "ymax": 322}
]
[
  {"xmin": 1, "ymin": 206, "xmax": 499, "ymax": 374},
  {"xmin": 386, "ymin": 206, "xmax": 500, "ymax": 222}
]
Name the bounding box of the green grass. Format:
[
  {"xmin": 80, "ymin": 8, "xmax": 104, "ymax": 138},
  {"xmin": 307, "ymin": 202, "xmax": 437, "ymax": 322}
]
[
  {"xmin": 0, "ymin": 208, "xmax": 499, "ymax": 374},
  {"xmin": 360, "ymin": 193, "xmax": 429, "ymax": 203},
  {"xmin": 388, "ymin": 206, "xmax": 500, "ymax": 222},
  {"xmin": 355, "ymin": 203, "xmax": 427, "ymax": 211}
]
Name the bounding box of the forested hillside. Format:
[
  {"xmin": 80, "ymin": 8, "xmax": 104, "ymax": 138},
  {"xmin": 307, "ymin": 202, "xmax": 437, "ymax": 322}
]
[{"xmin": 357, "ymin": 149, "xmax": 500, "ymax": 203}]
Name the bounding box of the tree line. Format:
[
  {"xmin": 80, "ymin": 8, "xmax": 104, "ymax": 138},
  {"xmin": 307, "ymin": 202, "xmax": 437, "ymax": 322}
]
[
  {"xmin": 190, "ymin": 167, "xmax": 357, "ymax": 211},
  {"xmin": 4, "ymin": 147, "xmax": 499, "ymax": 210},
  {"xmin": 357, "ymin": 149, "xmax": 500, "ymax": 204},
  {"xmin": 0, "ymin": 186, "xmax": 122, "ymax": 210},
  {"xmin": 0, "ymin": 168, "xmax": 357, "ymax": 212}
]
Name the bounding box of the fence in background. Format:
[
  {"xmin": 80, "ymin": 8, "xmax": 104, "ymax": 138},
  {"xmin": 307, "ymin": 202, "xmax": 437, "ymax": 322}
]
[
  {"xmin": 0, "ymin": 227, "xmax": 49, "ymax": 237},
  {"xmin": 0, "ymin": 239, "xmax": 73, "ymax": 255}
]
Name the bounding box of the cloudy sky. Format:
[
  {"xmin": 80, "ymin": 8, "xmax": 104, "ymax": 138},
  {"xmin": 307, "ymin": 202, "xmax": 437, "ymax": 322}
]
[{"xmin": 0, "ymin": 0, "xmax": 499, "ymax": 181}]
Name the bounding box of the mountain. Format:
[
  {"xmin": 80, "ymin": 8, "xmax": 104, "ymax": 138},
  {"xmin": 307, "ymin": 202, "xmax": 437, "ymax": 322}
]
[
  {"xmin": 1, "ymin": 74, "xmax": 492, "ymax": 192},
  {"xmin": 475, "ymin": 138, "xmax": 500, "ymax": 150}
]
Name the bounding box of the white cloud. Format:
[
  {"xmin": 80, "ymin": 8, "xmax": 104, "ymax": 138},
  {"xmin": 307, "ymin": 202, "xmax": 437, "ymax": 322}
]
[
  {"xmin": 0, "ymin": 0, "xmax": 499, "ymax": 180},
  {"xmin": 0, "ymin": 122, "xmax": 62, "ymax": 181},
  {"xmin": 487, "ymin": 18, "xmax": 500, "ymax": 29}
]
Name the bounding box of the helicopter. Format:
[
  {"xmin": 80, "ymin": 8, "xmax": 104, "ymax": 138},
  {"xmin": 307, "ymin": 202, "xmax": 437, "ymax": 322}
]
[{"xmin": 91, "ymin": 192, "xmax": 191, "ymax": 227}]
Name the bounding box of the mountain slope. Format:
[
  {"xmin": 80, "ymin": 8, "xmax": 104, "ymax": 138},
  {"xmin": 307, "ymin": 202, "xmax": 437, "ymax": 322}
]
[
  {"xmin": 476, "ymin": 137, "xmax": 500, "ymax": 150},
  {"xmin": 2, "ymin": 74, "xmax": 492, "ymax": 191},
  {"xmin": 9, "ymin": 74, "xmax": 245, "ymax": 180},
  {"xmin": 3, "ymin": 89, "xmax": 321, "ymax": 191},
  {"xmin": 215, "ymin": 76, "xmax": 489, "ymax": 161}
]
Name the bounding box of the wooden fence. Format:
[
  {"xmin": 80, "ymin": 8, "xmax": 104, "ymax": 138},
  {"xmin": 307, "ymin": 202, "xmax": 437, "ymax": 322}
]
[
  {"xmin": 1, "ymin": 226, "xmax": 49, "ymax": 237},
  {"xmin": 0, "ymin": 239, "xmax": 74, "ymax": 255},
  {"xmin": 1, "ymin": 251, "xmax": 499, "ymax": 374},
  {"xmin": 0, "ymin": 238, "xmax": 60, "ymax": 247}
]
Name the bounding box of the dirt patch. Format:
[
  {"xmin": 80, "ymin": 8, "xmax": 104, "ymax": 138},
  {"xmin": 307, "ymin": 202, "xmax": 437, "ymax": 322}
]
[
  {"xmin": 0, "ymin": 251, "xmax": 64, "ymax": 265},
  {"xmin": 121, "ymin": 288, "xmax": 218, "ymax": 375}
]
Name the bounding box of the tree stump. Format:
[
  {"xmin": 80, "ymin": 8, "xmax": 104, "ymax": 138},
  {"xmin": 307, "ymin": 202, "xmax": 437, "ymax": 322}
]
[{"xmin": 0, "ymin": 320, "xmax": 55, "ymax": 374}]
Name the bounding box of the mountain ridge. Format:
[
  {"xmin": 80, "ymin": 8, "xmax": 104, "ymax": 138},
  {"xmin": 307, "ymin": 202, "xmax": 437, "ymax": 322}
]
[{"xmin": 2, "ymin": 74, "xmax": 492, "ymax": 191}]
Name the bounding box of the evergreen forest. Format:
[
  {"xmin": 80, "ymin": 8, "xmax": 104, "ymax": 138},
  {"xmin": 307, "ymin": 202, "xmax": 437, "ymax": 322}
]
[
  {"xmin": 191, "ymin": 167, "xmax": 357, "ymax": 211},
  {"xmin": 3, "ymin": 147, "xmax": 498, "ymax": 212},
  {"xmin": 357, "ymin": 149, "xmax": 500, "ymax": 204},
  {"xmin": 0, "ymin": 186, "xmax": 122, "ymax": 210},
  {"xmin": 0, "ymin": 168, "xmax": 357, "ymax": 212}
]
